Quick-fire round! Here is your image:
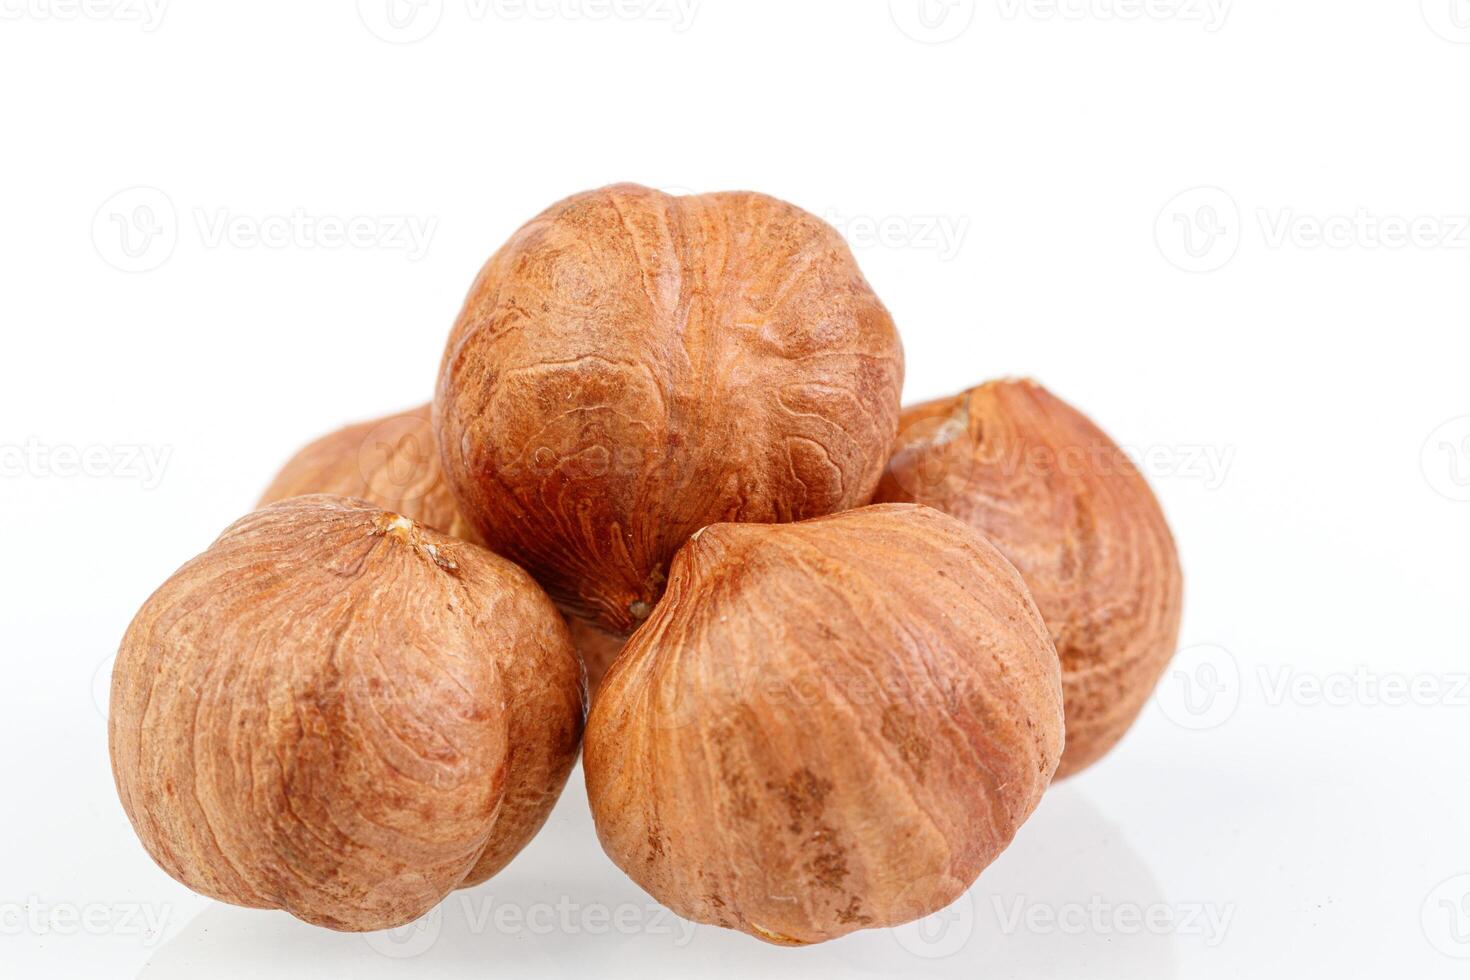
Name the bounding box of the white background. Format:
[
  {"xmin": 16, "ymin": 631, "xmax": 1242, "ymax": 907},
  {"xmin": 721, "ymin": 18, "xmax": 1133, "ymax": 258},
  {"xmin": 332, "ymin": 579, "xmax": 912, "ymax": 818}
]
[{"xmin": 3, "ymin": 1, "xmax": 1468, "ymax": 976}]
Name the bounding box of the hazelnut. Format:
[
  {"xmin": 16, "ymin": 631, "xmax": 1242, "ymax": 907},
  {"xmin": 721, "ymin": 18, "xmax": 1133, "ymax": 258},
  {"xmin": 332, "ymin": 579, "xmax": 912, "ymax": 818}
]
[
  {"xmin": 583, "ymin": 504, "xmax": 1064, "ymax": 945},
  {"xmin": 109, "ymin": 495, "xmax": 584, "ymax": 930},
  {"xmin": 259, "ymin": 404, "xmax": 480, "ymax": 543},
  {"xmin": 435, "ymin": 183, "xmax": 904, "ymax": 636},
  {"xmin": 873, "ymin": 379, "xmax": 1183, "ymax": 778}
]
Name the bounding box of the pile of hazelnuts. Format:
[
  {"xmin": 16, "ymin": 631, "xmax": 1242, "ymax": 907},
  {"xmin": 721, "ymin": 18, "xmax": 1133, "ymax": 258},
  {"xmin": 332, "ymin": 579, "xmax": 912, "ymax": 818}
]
[{"xmin": 110, "ymin": 185, "xmax": 1182, "ymax": 946}]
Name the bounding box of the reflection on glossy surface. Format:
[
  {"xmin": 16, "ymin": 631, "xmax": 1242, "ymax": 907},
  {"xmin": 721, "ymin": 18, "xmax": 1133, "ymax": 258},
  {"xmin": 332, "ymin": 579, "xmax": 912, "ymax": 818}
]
[{"xmin": 140, "ymin": 772, "xmax": 1177, "ymax": 979}]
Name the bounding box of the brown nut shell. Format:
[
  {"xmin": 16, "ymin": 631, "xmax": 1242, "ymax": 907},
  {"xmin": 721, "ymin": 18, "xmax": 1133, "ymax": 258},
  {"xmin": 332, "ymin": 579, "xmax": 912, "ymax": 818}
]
[
  {"xmin": 258, "ymin": 404, "xmax": 480, "ymax": 543},
  {"xmin": 109, "ymin": 495, "xmax": 584, "ymax": 930},
  {"xmin": 873, "ymin": 379, "xmax": 1183, "ymax": 778},
  {"xmin": 583, "ymin": 504, "xmax": 1064, "ymax": 946},
  {"xmin": 435, "ymin": 183, "xmax": 904, "ymax": 635}
]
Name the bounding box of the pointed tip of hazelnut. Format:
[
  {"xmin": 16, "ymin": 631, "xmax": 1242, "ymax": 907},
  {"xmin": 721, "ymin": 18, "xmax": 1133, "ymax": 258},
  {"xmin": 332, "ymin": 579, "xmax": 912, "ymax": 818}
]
[
  {"xmin": 980, "ymin": 375, "xmax": 1040, "ymax": 392},
  {"xmin": 380, "ymin": 513, "xmax": 415, "ymax": 537}
]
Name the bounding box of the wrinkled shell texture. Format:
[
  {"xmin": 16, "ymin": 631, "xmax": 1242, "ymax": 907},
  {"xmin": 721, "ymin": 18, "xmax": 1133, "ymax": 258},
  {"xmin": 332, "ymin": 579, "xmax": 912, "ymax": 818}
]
[
  {"xmin": 259, "ymin": 404, "xmax": 478, "ymax": 542},
  {"xmin": 584, "ymin": 505, "xmax": 1064, "ymax": 945},
  {"xmin": 254, "ymin": 405, "xmax": 627, "ymax": 688},
  {"xmin": 435, "ymin": 183, "xmax": 904, "ymax": 636},
  {"xmin": 251, "ymin": 408, "xmax": 661, "ymax": 708},
  {"xmin": 874, "ymin": 380, "xmax": 1183, "ymax": 778},
  {"xmin": 109, "ymin": 496, "xmax": 584, "ymax": 931}
]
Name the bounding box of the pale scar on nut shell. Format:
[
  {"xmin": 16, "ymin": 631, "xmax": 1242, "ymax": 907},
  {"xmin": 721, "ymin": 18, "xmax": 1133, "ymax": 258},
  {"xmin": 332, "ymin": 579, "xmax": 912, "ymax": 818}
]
[{"xmin": 257, "ymin": 404, "xmax": 620, "ymax": 700}]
